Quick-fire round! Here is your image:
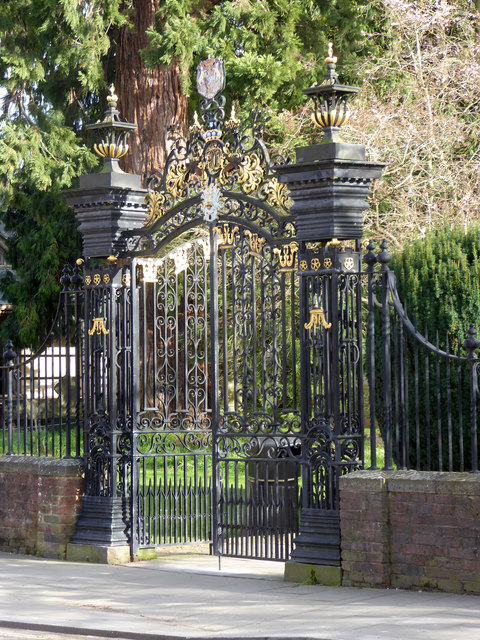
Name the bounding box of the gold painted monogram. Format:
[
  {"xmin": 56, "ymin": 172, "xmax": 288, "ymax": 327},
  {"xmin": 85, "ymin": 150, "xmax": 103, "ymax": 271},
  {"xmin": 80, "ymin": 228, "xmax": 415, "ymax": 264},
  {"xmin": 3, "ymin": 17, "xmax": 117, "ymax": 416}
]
[
  {"xmin": 304, "ymin": 309, "xmax": 332, "ymax": 331},
  {"xmin": 245, "ymin": 230, "xmax": 265, "ymax": 259},
  {"xmin": 88, "ymin": 318, "xmax": 110, "ymax": 336},
  {"xmin": 213, "ymin": 224, "xmax": 239, "ymax": 249},
  {"xmin": 274, "ymin": 242, "xmax": 298, "ymax": 272}
]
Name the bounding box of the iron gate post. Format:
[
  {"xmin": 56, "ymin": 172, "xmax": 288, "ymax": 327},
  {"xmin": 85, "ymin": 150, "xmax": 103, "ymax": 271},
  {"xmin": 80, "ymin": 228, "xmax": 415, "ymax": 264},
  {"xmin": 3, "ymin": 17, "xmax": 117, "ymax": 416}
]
[
  {"xmin": 64, "ymin": 88, "xmax": 146, "ymax": 563},
  {"xmin": 276, "ymin": 46, "xmax": 384, "ymax": 579}
]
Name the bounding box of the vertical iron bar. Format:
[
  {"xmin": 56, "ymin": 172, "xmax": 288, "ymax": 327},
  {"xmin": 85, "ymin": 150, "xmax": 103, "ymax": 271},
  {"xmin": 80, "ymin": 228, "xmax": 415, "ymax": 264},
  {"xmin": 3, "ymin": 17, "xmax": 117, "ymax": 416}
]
[
  {"xmin": 397, "ymin": 314, "xmax": 406, "ymax": 469},
  {"xmin": 4, "ymin": 344, "xmax": 16, "ymax": 456},
  {"xmin": 435, "ymin": 332, "xmax": 442, "ymax": 471},
  {"xmin": 457, "ymin": 344, "xmax": 464, "ymax": 472},
  {"xmin": 355, "ymin": 253, "xmax": 365, "ymax": 468},
  {"xmin": 209, "ymin": 226, "xmax": 221, "ymax": 555},
  {"xmin": 425, "ymin": 329, "xmax": 431, "ymax": 471},
  {"xmin": 468, "ymin": 354, "xmax": 479, "ymax": 473},
  {"xmin": 130, "ymin": 260, "xmax": 141, "ymax": 557},
  {"xmin": 382, "ymin": 270, "xmax": 393, "ymax": 470},
  {"xmin": 290, "ymin": 271, "xmax": 298, "ymax": 410},
  {"xmin": 64, "ymin": 290, "xmax": 72, "ymax": 458},
  {"xmin": 299, "ymin": 258, "xmax": 311, "ymax": 510},
  {"xmin": 446, "ymin": 334, "xmax": 453, "ymax": 471},
  {"xmin": 366, "ymin": 263, "xmax": 377, "ymax": 469},
  {"xmin": 414, "ymin": 328, "xmax": 420, "ymax": 469}
]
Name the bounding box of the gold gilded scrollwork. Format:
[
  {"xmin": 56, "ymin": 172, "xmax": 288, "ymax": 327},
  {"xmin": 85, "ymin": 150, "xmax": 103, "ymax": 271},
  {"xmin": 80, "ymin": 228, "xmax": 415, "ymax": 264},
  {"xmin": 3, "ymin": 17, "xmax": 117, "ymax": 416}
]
[
  {"xmin": 273, "ymin": 242, "xmax": 298, "ymax": 273},
  {"xmin": 88, "ymin": 318, "xmax": 110, "ymax": 336},
  {"xmin": 304, "ymin": 309, "xmax": 332, "ymax": 331},
  {"xmin": 263, "ymin": 178, "xmax": 290, "ymax": 209},
  {"xmin": 205, "ymin": 143, "xmax": 224, "ymax": 173},
  {"xmin": 238, "ymin": 154, "xmax": 264, "ymax": 194},
  {"xmin": 144, "ymin": 191, "xmax": 166, "ymax": 227},
  {"xmin": 213, "ymin": 224, "xmax": 239, "ymax": 249},
  {"xmin": 245, "ymin": 230, "xmax": 265, "ymax": 259},
  {"xmin": 166, "ymin": 163, "xmax": 189, "ymax": 200}
]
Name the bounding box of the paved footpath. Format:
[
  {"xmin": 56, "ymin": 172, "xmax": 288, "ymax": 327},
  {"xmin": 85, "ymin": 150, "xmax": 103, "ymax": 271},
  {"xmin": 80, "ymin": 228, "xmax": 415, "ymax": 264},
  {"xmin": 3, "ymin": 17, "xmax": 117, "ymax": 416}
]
[{"xmin": 0, "ymin": 551, "xmax": 479, "ymax": 640}]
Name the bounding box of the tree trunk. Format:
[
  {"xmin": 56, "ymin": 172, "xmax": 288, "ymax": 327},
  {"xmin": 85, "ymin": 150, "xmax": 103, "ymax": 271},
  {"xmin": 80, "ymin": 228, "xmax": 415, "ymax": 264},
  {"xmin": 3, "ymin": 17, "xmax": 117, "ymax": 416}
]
[{"xmin": 115, "ymin": 0, "xmax": 188, "ymax": 178}]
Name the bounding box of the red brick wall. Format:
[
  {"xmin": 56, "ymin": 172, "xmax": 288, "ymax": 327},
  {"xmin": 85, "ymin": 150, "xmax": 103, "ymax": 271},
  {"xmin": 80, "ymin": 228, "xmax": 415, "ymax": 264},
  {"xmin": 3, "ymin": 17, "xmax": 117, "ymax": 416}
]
[
  {"xmin": 0, "ymin": 456, "xmax": 84, "ymax": 559},
  {"xmin": 340, "ymin": 470, "xmax": 480, "ymax": 594}
]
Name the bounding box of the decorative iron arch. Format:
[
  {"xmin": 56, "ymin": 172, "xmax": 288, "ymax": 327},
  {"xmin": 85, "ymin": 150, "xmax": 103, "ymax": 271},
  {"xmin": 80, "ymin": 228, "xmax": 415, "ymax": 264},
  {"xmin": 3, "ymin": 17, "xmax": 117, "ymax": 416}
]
[{"xmin": 119, "ymin": 85, "xmax": 296, "ymax": 257}]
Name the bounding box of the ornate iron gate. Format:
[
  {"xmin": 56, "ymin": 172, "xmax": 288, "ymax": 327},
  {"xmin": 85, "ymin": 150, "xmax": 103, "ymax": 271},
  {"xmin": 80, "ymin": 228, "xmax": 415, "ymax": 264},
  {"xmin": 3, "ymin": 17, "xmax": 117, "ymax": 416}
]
[
  {"xmin": 126, "ymin": 221, "xmax": 300, "ymax": 559},
  {"xmin": 118, "ymin": 67, "xmax": 301, "ymax": 558}
]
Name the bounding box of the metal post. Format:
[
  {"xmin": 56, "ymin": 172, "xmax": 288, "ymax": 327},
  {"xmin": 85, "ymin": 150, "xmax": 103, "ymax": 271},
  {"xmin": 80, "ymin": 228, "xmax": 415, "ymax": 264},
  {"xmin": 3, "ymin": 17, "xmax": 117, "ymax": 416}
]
[
  {"xmin": 209, "ymin": 226, "xmax": 221, "ymax": 556},
  {"xmin": 378, "ymin": 241, "xmax": 394, "ymax": 471},
  {"xmin": 4, "ymin": 341, "xmax": 16, "ymax": 456},
  {"xmin": 365, "ymin": 242, "xmax": 378, "ymax": 469},
  {"xmin": 463, "ymin": 325, "xmax": 480, "ymax": 473},
  {"xmin": 298, "ymin": 247, "xmax": 311, "ymax": 511}
]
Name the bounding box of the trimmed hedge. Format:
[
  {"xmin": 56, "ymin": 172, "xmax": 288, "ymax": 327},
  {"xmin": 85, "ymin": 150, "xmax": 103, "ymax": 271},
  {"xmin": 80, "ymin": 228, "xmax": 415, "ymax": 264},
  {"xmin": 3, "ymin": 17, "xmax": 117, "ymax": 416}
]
[
  {"xmin": 391, "ymin": 224, "xmax": 480, "ymax": 345},
  {"xmin": 375, "ymin": 224, "xmax": 480, "ymax": 471}
]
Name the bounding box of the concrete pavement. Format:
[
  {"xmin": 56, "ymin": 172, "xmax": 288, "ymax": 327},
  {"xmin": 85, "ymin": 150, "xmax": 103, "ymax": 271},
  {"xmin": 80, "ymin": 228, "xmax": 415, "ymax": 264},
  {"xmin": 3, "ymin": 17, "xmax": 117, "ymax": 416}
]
[{"xmin": 0, "ymin": 551, "xmax": 479, "ymax": 639}]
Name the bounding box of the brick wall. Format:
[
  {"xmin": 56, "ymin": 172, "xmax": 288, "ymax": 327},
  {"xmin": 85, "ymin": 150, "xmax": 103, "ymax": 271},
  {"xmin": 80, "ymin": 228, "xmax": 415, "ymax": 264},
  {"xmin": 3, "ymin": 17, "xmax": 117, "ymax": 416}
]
[
  {"xmin": 340, "ymin": 470, "xmax": 480, "ymax": 594},
  {"xmin": 0, "ymin": 456, "xmax": 84, "ymax": 559}
]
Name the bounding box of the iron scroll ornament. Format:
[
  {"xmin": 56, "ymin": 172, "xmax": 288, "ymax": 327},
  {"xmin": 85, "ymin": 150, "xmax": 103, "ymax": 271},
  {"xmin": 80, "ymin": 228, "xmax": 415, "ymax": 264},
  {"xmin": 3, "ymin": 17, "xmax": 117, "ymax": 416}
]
[{"xmin": 119, "ymin": 95, "xmax": 295, "ymax": 257}]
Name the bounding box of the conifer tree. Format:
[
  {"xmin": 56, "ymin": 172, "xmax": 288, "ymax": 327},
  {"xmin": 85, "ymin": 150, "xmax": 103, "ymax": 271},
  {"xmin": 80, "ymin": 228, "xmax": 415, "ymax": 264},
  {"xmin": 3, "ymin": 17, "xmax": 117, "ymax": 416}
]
[{"xmin": 0, "ymin": 0, "xmax": 123, "ymax": 345}]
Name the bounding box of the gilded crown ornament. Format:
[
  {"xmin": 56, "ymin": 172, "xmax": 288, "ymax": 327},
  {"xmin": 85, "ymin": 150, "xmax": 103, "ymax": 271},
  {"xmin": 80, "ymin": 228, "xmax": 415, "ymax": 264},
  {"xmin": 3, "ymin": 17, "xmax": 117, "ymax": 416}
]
[
  {"xmin": 303, "ymin": 43, "xmax": 358, "ymax": 143},
  {"xmin": 86, "ymin": 84, "xmax": 137, "ymax": 168}
]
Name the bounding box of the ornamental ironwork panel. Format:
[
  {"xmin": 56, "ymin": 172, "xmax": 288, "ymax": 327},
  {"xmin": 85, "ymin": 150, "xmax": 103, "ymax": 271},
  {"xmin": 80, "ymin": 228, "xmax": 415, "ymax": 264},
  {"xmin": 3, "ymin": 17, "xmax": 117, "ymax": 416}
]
[
  {"xmin": 126, "ymin": 227, "xmax": 301, "ymax": 560},
  {"xmin": 111, "ymin": 67, "xmax": 303, "ymax": 560},
  {"xmin": 83, "ymin": 263, "xmax": 132, "ymax": 501},
  {"xmin": 213, "ymin": 226, "xmax": 301, "ymax": 561},
  {"xmin": 130, "ymin": 238, "xmax": 213, "ymax": 549},
  {"xmin": 119, "ymin": 95, "xmax": 294, "ymax": 258},
  {"xmin": 298, "ymin": 244, "xmax": 364, "ymax": 513}
]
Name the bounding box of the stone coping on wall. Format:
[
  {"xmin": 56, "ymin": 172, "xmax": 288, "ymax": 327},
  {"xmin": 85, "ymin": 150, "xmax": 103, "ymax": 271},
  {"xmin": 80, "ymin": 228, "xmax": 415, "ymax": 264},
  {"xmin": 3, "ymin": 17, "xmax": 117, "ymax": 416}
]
[
  {"xmin": 0, "ymin": 455, "xmax": 84, "ymax": 478},
  {"xmin": 340, "ymin": 468, "xmax": 480, "ymax": 594},
  {"xmin": 339, "ymin": 468, "xmax": 480, "ymax": 493}
]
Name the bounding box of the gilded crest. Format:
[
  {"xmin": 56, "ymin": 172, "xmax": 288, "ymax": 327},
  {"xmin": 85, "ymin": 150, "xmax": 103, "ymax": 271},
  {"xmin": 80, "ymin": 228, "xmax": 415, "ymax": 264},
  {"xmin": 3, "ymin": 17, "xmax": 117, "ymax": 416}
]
[{"xmin": 196, "ymin": 58, "xmax": 225, "ymax": 100}]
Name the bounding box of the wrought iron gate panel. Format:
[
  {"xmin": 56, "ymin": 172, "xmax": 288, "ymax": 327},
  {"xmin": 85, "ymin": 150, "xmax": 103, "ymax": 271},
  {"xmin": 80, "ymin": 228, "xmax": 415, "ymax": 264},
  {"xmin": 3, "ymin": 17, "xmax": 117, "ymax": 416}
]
[
  {"xmin": 213, "ymin": 226, "xmax": 301, "ymax": 561},
  {"xmin": 117, "ymin": 75, "xmax": 301, "ymax": 558},
  {"xmin": 131, "ymin": 239, "xmax": 213, "ymax": 550}
]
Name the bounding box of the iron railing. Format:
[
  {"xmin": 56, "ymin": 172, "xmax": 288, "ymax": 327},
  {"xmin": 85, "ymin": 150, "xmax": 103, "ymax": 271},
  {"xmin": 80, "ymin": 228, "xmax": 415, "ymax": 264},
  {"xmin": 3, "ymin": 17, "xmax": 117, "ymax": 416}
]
[
  {"xmin": 0, "ymin": 266, "xmax": 84, "ymax": 458},
  {"xmin": 366, "ymin": 246, "xmax": 479, "ymax": 473}
]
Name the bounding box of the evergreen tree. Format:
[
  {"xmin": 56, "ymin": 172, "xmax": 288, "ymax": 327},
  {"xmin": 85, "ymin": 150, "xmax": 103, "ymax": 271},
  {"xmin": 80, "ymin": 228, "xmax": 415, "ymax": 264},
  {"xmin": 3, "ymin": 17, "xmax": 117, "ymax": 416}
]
[{"xmin": 0, "ymin": 0, "xmax": 123, "ymax": 345}]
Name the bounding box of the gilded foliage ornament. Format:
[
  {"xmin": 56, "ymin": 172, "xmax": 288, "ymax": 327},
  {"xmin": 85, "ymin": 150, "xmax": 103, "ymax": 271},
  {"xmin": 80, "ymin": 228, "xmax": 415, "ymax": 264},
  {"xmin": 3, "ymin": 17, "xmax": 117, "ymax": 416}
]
[{"xmin": 123, "ymin": 58, "xmax": 296, "ymax": 254}]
